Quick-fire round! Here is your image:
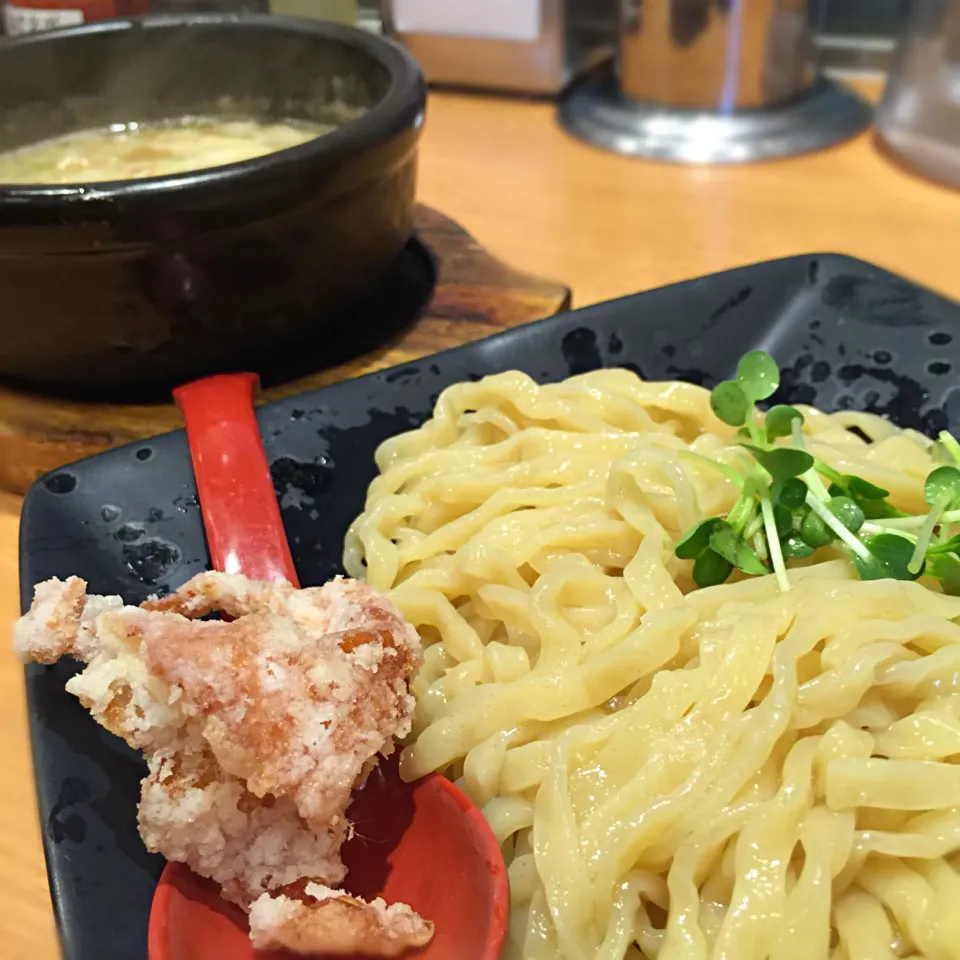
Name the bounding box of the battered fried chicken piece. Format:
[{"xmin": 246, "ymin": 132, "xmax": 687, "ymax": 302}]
[{"xmin": 14, "ymin": 572, "xmax": 434, "ymax": 956}]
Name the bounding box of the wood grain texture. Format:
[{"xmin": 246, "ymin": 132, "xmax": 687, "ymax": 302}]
[
  {"xmin": 0, "ymin": 205, "xmax": 570, "ymax": 495},
  {"xmin": 0, "ymin": 493, "xmax": 59, "ymax": 960},
  {"xmin": 3, "ymin": 80, "xmax": 960, "ymax": 960}
]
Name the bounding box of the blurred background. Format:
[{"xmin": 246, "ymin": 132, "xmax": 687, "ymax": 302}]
[{"xmin": 0, "ymin": 0, "xmax": 920, "ymax": 79}]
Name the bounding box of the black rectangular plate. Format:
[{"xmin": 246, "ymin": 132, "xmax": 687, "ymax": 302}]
[{"xmin": 19, "ymin": 253, "xmax": 960, "ymax": 960}]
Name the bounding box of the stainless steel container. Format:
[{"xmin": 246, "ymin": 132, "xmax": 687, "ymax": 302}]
[
  {"xmin": 619, "ymin": 0, "xmax": 813, "ymax": 110},
  {"xmin": 380, "ymin": 0, "xmax": 616, "ymax": 95},
  {"xmin": 559, "ymin": 0, "xmax": 872, "ymax": 163}
]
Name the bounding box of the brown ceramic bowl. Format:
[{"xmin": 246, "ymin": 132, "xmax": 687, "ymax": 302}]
[{"xmin": 0, "ymin": 15, "xmax": 426, "ymax": 398}]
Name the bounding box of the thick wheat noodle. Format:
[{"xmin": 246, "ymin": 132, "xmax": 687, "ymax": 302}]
[{"xmin": 343, "ymin": 368, "xmax": 960, "ymax": 959}]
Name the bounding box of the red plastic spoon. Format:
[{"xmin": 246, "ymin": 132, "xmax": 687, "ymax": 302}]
[{"xmin": 148, "ymin": 373, "xmax": 508, "ymax": 960}]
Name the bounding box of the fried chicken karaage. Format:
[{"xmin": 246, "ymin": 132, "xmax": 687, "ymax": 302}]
[{"xmin": 14, "ymin": 571, "xmax": 433, "ymax": 956}]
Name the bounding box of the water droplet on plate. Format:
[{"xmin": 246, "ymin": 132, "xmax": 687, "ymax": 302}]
[
  {"xmin": 122, "ymin": 538, "xmax": 181, "ymax": 585},
  {"xmin": 115, "ymin": 523, "xmax": 145, "ymax": 544},
  {"xmin": 45, "ymin": 473, "xmax": 76, "ymax": 494}
]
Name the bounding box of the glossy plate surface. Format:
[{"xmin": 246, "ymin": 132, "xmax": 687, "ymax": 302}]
[{"xmin": 20, "ymin": 253, "xmax": 960, "ymax": 959}]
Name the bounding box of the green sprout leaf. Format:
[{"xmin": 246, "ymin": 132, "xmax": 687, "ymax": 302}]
[
  {"xmin": 710, "ymin": 381, "xmax": 750, "ymax": 427},
  {"xmin": 930, "ymin": 554, "xmax": 960, "ymax": 595},
  {"xmin": 674, "ymin": 518, "xmax": 727, "ymax": 560},
  {"xmin": 924, "ymin": 466, "xmax": 960, "ymax": 508},
  {"xmin": 693, "ymin": 550, "xmax": 734, "ymax": 588},
  {"xmin": 764, "ymin": 404, "xmax": 804, "ymax": 441},
  {"xmin": 709, "ymin": 526, "xmax": 769, "ymax": 575},
  {"xmin": 827, "ymin": 496, "xmax": 865, "ymax": 535},
  {"xmin": 847, "ymin": 476, "xmax": 890, "ymax": 500},
  {"xmin": 800, "ymin": 511, "xmax": 835, "ymax": 549},
  {"xmin": 828, "ymin": 474, "xmax": 903, "ymax": 519},
  {"xmin": 860, "ymin": 499, "xmax": 909, "ymax": 520},
  {"xmin": 854, "ymin": 533, "xmax": 924, "ymax": 582},
  {"xmin": 928, "ymin": 534, "xmax": 960, "ymax": 557},
  {"xmin": 736, "ymin": 351, "xmax": 780, "ymax": 403},
  {"xmin": 674, "ymin": 350, "xmax": 959, "ymax": 596},
  {"xmin": 772, "ymin": 503, "xmax": 794, "ymax": 536},
  {"xmin": 743, "ymin": 445, "xmax": 815, "ymax": 483},
  {"xmin": 772, "ymin": 477, "xmax": 808, "ymax": 509},
  {"xmin": 781, "ymin": 534, "xmax": 815, "ymax": 560}
]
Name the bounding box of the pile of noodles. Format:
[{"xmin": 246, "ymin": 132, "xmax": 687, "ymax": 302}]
[{"xmin": 345, "ymin": 369, "xmax": 960, "ymax": 960}]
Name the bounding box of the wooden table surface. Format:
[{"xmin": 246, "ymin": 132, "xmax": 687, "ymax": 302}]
[{"xmin": 3, "ymin": 85, "xmax": 960, "ymax": 960}]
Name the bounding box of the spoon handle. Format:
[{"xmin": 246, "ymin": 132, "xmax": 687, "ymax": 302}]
[{"xmin": 174, "ymin": 373, "xmax": 300, "ymax": 587}]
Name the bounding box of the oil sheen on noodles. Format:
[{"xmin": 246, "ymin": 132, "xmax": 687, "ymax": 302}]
[{"xmin": 344, "ymin": 369, "xmax": 960, "ymax": 960}]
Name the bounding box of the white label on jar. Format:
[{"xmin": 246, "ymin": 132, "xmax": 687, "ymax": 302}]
[
  {"xmin": 392, "ymin": 0, "xmax": 540, "ymax": 43},
  {"xmin": 2, "ymin": 4, "xmax": 85, "ymax": 34}
]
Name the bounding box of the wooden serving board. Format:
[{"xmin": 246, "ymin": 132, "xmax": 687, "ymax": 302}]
[{"xmin": 0, "ymin": 205, "xmax": 571, "ymax": 495}]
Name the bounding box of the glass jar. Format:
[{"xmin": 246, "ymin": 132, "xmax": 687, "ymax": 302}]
[{"xmin": 875, "ymin": 0, "xmax": 960, "ymax": 188}]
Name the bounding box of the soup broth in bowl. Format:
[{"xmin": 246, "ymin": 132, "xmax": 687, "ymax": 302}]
[
  {"xmin": 0, "ymin": 15, "xmax": 426, "ymax": 395},
  {"xmin": 0, "ymin": 116, "xmax": 334, "ymax": 184}
]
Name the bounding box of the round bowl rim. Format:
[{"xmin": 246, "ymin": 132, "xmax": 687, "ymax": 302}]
[{"xmin": 0, "ymin": 13, "xmax": 426, "ymax": 205}]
